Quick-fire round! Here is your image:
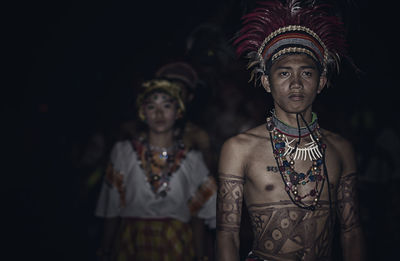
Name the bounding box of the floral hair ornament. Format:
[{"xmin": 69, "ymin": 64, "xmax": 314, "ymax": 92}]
[
  {"xmin": 137, "ymin": 79, "xmax": 185, "ymax": 121},
  {"xmin": 234, "ymin": 0, "xmax": 347, "ymax": 87}
]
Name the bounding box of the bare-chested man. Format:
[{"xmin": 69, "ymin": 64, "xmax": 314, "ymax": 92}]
[{"xmin": 216, "ymin": 1, "xmax": 365, "ymax": 261}]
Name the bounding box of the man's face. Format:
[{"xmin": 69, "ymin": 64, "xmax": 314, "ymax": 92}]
[
  {"xmin": 142, "ymin": 91, "xmax": 179, "ymax": 134},
  {"xmin": 261, "ymin": 54, "xmax": 326, "ymax": 114}
]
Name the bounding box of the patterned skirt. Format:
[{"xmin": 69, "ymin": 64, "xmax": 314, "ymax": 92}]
[{"xmin": 115, "ymin": 218, "xmax": 194, "ymax": 261}]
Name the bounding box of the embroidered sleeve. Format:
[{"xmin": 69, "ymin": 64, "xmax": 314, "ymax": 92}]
[
  {"xmin": 95, "ymin": 142, "xmax": 130, "ymax": 217},
  {"xmin": 336, "ymin": 172, "xmax": 362, "ymax": 232},
  {"xmin": 217, "ymin": 173, "xmax": 245, "ymax": 233},
  {"xmin": 188, "ymin": 176, "xmax": 217, "ymax": 215},
  {"xmin": 105, "ymin": 162, "xmax": 126, "ymax": 208}
]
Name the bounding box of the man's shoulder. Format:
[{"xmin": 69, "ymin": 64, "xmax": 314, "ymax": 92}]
[
  {"xmin": 322, "ymin": 128, "xmax": 356, "ymax": 173},
  {"xmin": 322, "ymin": 128, "xmax": 353, "ymax": 151},
  {"xmin": 219, "ymin": 124, "xmax": 269, "ymax": 168},
  {"xmin": 225, "ymin": 124, "xmax": 268, "ymax": 148}
]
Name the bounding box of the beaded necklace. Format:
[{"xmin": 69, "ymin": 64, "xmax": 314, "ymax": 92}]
[
  {"xmin": 267, "ymin": 112, "xmax": 327, "ymax": 211},
  {"xmin": 133, "ymin": 139, "xmax": 187, "ymax": 198}
]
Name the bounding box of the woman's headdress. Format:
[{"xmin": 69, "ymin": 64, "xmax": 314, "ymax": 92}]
[
  {"xmin": 234, "ymin": 0, "xmax": 347, "ymax": 86},
  {"xmin": 136, "ymin": 79, "xmax": 185, "ymax": 121},
  {"xmin": 155, "ymin": 62, "xmax": 199, "ymax": 91}
]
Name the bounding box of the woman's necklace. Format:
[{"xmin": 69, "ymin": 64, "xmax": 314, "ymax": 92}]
[
  {"xmin": 148, "ymin": 144, "xmax": 175, "ymax": 160},
  {"xmin": 134, "ymin": 139, "xmax": 187, "ymax": 198},
  {"xmin": 267, "ymin": 113, "xmax": 327, "ymax": 211}
]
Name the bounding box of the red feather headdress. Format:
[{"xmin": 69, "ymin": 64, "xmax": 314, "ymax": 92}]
[{"xmin": 234, "ymin": 0, "xmax": 347, "ymax": 86}]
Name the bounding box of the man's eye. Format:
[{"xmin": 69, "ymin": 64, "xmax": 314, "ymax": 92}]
[
  {"xmin": 280, "ymin": 71, "xmax": 290, "ymax": 77},
  {"xmin": 163, "ymin": 103, "xmax": 172, "ymax": 109},
  {"xmin": 302, "ymin": 71, "xmax": 312, "ymax": 77}
]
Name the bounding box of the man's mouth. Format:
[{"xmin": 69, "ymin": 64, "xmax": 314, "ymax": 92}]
[{"xmin": 288, "ymin": 93, "xmax": 305, "ymax": 101}]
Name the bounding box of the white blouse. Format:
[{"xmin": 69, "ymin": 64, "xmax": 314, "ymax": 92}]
[{"xmin": 95, "ymin": 140, "xmax": 216, "ymax": 228}]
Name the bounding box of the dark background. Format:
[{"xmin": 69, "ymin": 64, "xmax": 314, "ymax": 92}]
[{"xmin": 5, "ymin": 0, "xmax": 399, "ymax": 260}]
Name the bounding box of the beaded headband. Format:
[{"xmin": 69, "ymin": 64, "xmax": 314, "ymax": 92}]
[
  {"xmin": 235, "ymin": 0, "xmax": 347, "ymax": 87},
  {"xmin": 258, "ymin": 25, "xmax": 328, "ymax": 71},
  {"xmin": 137, "ymin": 79, "xmax": 185, "ymax": 121}
]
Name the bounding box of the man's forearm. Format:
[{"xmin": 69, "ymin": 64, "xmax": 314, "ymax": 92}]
[
  {"xmin": 341, "ymin": 226, "xmax": 366, "ymax": 261},
  {"xmin": 216, "ymin": 231, "xmax": 240, "ymax": 261}
]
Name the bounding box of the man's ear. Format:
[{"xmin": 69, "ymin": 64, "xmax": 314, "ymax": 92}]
[
  {"xmin": 261, "ymin": 75, "xmax": 271, "ymax": 93},
  {"xmin": 317, "ymin": 74, "xmax": 327, "ymax": 94}
]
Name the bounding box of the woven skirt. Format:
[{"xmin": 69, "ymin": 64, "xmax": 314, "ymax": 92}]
[{"xmin": 115, "ymin": 218, "xmax": 194, "ymax": 261}]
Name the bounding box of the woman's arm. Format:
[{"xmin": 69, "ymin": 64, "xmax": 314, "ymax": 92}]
[{"xmin": 97, "ymin": 217, "xmax": 120, "ymax": 261}]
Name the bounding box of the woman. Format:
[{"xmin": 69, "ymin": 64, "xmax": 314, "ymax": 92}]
[{"xmin": 95, "ymin": 79, "xmax": 216, "ymax": 261}]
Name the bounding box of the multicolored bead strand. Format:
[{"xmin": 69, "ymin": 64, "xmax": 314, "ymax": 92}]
[{"xmin": 267, "ymin": 116, "xmax": 327, "ymax": 211}]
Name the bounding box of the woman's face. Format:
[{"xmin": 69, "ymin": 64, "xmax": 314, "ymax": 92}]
[{"xmin": 142, "ymin": 91, "xmax": 179, "ymax": 134}]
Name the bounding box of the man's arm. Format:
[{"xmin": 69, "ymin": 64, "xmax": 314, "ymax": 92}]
[
  {"xmin": 216, "ymin": 138, "xmax": 246, "ymax": 261},
  {"xmin": 336, "ymin": 141, "xmax": 366, "ymax": 261}
]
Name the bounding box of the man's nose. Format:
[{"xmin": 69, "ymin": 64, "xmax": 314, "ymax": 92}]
[{"xmin": 290, "ymin": 74, "xmax": 303, "ymax": 89}]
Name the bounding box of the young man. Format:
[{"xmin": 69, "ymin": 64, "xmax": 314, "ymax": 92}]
[{"xmin": 216, "ymin": 1, "xmax": 365, "ymax": 261}]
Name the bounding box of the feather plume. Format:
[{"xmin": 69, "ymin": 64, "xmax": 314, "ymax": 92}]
[{"xmin": 234, "ymin": 0, "xmax": 347, "ymax": 87}]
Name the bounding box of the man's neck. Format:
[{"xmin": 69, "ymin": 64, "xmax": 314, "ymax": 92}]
[{"xmin": 274, "ymin": 109, "xmax": 313, "ymax": 128}]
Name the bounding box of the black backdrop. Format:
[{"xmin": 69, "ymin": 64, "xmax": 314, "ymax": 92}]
[{"xmin": 4, "ymin": 0, "xmax": 399, "ymax": 260}]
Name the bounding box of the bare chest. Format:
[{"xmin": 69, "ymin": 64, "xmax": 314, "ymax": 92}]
[
  {"xmin": 243, "ymin": 145, "xmax": 339, "ymax": 260},
  {"xmin": 243, "ymin": 142, "xmax": 342, "ymax": 206}
]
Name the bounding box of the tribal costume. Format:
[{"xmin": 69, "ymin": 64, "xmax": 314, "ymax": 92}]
[
  {"xmin": 95, "ymin": 141, "xmax": 216, "ymax": 260},
  {"xmin": 231, "ymin": 1, "xmax": 350, "ymax": 260},
  {"xmin": 235, "ymin": 0, "xmax": 347, "ymax": 210},
  {"xmin": 96, "ymin": 79, "xmax": 216, "ymax": 260}
]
